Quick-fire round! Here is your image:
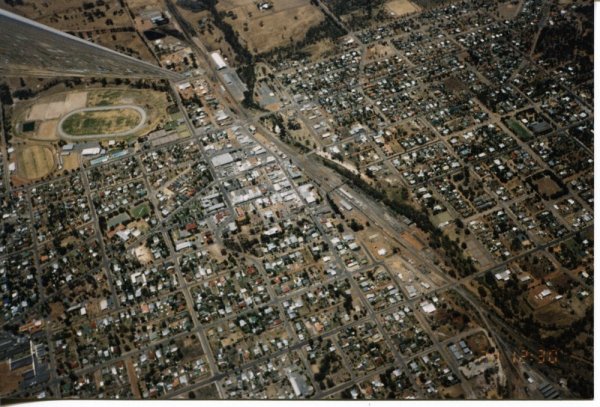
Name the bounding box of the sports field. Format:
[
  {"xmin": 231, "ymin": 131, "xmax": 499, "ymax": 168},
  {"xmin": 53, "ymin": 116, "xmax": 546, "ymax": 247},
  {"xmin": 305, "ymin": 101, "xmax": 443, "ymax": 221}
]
[{"xmin": 15, "ymin": 145, "xmax": 55, "ymax": 180}]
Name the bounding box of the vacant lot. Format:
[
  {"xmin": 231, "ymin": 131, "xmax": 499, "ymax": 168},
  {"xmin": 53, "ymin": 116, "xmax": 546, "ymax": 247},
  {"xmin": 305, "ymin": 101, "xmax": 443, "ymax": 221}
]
[
  {"xmin": 15, "ymin": 145, "xmax": 55, "ymax": 180},
  {"xmin": 218, "ymin": 0, "xmax": 325, "ymax": 54},
  {"xmin": 535, "ymin": 176, "xmax": 563, "ymax": 197},
  {"xmin": 62, "ymin": 108, "xmax": 142, "ymax": 136},
  {"xmin": 498, "ymin": 1, "xmax": 521, "ymax": 19},
  {"xmin": 385, "ymin": 0, "xmax": 421, "ymax": 16},
  {"xmin": 0, "ymin": 362, "xmax": 21, "ymax": 396},
  {"xmin": 62, "ymin": 153, "xmax": 80, "ymax": 171}
]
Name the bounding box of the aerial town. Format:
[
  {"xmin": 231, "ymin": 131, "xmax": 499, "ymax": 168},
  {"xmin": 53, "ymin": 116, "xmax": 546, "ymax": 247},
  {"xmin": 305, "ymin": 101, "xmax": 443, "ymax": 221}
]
[{"xmin": 0, "ymin": 0, "xmax": 594, "ymax": 402}]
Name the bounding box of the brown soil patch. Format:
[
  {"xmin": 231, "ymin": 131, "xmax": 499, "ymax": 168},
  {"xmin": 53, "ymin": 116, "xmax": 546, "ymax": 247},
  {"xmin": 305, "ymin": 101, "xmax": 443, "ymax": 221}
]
[
  {"xmin": 125, "ymin": 358, "xmax": 142, "ymax": 399},
  {"xmin": 0, "ymin": 361, "xmax": 21, "ymax": 396},
  {"xmin": 366, "ymin": 43, "xmax": 396, "ymax": 60},
  {"xmin": 34, "ymin": 120, "xmax": 59, "ymax": 141},
  {"xmin": 133, "ymin": 245, "xmax": 153, "ymax": 265},
  {"xmin": 62, "ymin": 153, "xmax": 80, "ymax": 171},
  {"xmin": 535, "ymin": 176, "xmax": 563, "ymax": 197},
  {"xmin": 400, "ymin": 230, "xmax": 424, "ymax": 251},
  {"xmin": 385, "ymin": 0, "xmax": 421, "ymax": 16}
]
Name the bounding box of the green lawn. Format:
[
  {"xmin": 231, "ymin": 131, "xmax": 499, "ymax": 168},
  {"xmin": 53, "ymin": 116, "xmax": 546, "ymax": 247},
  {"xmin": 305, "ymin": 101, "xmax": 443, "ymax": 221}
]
[
  {"xmin": 130, "ymin": 202, "xmax": 151, "ymax": 219},
  {"xmin": 62, "ymin": 108, "xmax": 140, "ymax": 136},
  {"xmin": 507, "ymin": 119, "xmax": 532, "ymax": 141}
]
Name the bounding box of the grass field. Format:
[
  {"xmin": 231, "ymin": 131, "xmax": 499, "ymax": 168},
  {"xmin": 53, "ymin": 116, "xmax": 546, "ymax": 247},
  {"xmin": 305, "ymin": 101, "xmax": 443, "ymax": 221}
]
[
  {"xmin": 507, "ymin": 119, "xmax": 532, "ymax": 141},
  {"xmin": 130, "ymin": 202, "xmax": 151, "ymax": 219},
  {"xmin": 61, "ymin": 108, "xmax": 142, "ymax": 136},
  {"xmin": 15, "ymin": 145, "xmax": 55, "ymax": 180}
]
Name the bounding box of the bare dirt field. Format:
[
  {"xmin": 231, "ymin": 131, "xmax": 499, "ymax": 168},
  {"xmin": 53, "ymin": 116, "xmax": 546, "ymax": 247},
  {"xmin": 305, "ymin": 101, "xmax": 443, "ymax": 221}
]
[
  {"xmin": 27, "ymin": 91, "xmax": 87, "ymax": 121},
  {"xmin": 15, "ymin": 145, "xmax": 55, "ymax": 180},
  {"xmin": 125, "ymin": 357, "xmax": 142, "ymax": 399},
  {"xmin": 498, "ymin": 1, "xmax": 521, "ymax": 19},
  {"xmin": 366, "ymin": 43, "xmax": 397, "ymax": 61},
  {"xmin": 400, "ymin": 229, "xmax": 425, "ymax": 251},
  {"xmin": 0, "ymin": 0, "xmax": 131, "ymax": 31},
  {"xmin": 62, "ymin": 153, "xmax": 81, "ymax": 171},
  {"xmin": 533, "ymin": 300, "xmax": 580, "ymax": 327},
  {"xmin": 535, "ymin": 176, "xmax": 563, "ymax": 197},
  {"xmin": 35, "ymin": 120, "xmax": 59, "ymax": 141},
  {"xmin": 218, "ymin": 0, "xmax": 325, "ymax": 54},
  {"xmin": 49, "ymin": 302, "xmax": 66, "ymax": 322},
  {"xmin": 0, "ymin": 362, "xmax": 21, "ymax": 396},
  {"xmin": 385, "ymin": 0, "xmax": 422, "ymax": 16},
  {"xmin": 134, "ymin": 245, "xmax": 153, "ymax": 265}
]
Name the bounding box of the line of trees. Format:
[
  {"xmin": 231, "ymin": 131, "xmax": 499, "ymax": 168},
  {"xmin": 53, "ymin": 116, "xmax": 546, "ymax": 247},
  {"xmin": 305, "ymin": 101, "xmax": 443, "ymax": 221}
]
[{"xmin": 321, "ymin": 157, "xmax": 477, "ymax": 277}]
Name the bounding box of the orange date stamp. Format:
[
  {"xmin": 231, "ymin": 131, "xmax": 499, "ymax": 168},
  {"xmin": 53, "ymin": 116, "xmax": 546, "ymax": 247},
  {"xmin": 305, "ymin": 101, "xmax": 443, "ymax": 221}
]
[{"xmin": 512, "ymin": 349, "xmax": 559, "ymax": 365}]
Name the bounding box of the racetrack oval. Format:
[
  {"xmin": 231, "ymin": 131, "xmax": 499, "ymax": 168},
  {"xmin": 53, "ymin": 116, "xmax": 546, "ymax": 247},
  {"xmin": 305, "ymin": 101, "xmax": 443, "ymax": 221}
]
[{"xmin": 58, "ymin": 104, "xmax": 147, "ymax": 140}]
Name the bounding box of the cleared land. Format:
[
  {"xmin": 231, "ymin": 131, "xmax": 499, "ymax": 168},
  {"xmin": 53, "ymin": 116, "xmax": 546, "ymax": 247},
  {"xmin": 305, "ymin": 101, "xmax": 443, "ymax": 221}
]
[
  {"xmin": 218, "ymin": 0, "xmax": 325, "ymax": 55},
  {"xmin": 61, "ymin": 107, "xmax": 143, "ymax": 136},
  {"xmin": 27, "ymin": 91, "xmax": 87, "ymax": 121},
  {"xmin": 385, "ymin": 0, "xmax": 421, "ymax": 16},
  {"xmin": 15, "ymin": 145, "xmax": 55, "ymax": 180},
  {"xmin": 35, "ymin": 120, "xmax": 59, "ymax": 141},
  {"xmin": 0, "ymin": 362, "xmax": 21, "ymax": 396},
  {"xmin": 535, "ymin": 176, "xmax": 563, "ymax": 197},
  {"xmin": 62, "ymin": 153, "xmax": 80, "ymax": 171}
]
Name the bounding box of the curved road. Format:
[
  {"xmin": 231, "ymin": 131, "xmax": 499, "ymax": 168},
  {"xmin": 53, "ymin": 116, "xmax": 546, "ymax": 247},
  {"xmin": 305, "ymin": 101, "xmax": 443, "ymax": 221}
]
[{"xmin": 57, "ymin": 104, "xmax": 147, "ymax": 140}]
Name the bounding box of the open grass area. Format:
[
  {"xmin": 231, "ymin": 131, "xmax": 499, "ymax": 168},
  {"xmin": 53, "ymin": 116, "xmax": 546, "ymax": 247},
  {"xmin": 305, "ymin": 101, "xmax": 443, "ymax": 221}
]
[
  {"xmin": 15, "ymin": 145, "xmax": 55, "ymax": 180},
  {"xmin": 61, "ymin": 108, "xmax": 142, "ymax": 136},
  {"xmin": 507, "ymin": 119, "xmax": 532, "ymax": 141},
  {"xmin": 130, "ymin": 202, "xmax": 151, "ymax": 219}
]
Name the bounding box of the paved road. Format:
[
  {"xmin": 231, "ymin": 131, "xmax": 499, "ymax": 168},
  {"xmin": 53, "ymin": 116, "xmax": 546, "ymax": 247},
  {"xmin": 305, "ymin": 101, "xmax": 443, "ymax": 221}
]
[{"xmin": 57, "ymin": 104, "xmax": 147, "ymax": 140}]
